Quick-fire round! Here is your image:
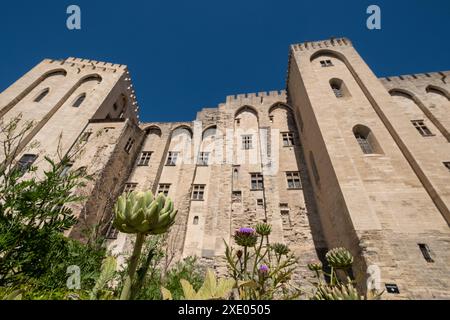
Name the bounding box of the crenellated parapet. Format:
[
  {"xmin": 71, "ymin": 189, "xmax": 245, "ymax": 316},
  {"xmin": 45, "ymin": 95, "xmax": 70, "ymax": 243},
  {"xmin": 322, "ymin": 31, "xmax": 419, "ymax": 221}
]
[{"xmin": 291, "ymin": 37, "xmax": 352, "ymax": 52}]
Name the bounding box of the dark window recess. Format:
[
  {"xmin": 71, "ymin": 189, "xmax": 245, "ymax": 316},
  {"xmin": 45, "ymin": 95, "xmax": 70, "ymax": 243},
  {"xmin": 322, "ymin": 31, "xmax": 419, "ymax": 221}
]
[
  {"xmin": 443, "ymin": 162, "xmax": 450, "ymax": 171},
  {"xmin": 137, "ymin": 151, "xmax": 152, "ymax": 166},
  {"xmin": 123, "ymin": 183, "xmax": 137, "ymax": 194},
  {"xmin": 73, "ymin": 93, "xmax": 86, "ymax": 108},
  {"xmin": 193, "ymin": 216, "xmax": 199, "ymax": 225},
  {"xmin": 418, "ymin": 244, "xmax": 434, "ymax": 263},
  {"xmin": 124, "ymin": 138, "xmax": 135, "ymax": 153},
  {"xmin": 166, "ymin": 152, "xmax": 178, "ymax": 166},
  {"xmin": 158, "ymin": 184, "xmax": 171, "ymax": 197},
  {"xmin": 34, "ymin": 88, "xmax": 50, "ymax": 102},
  {"xmin": 251, "ymin": 173, "xmax": 264, "ymax": 190},
  {"xmin": 412, "ymin": 120, "xmax": 433, "ymax": 137},
  {"xmin": 320, "ymin": 60, "xmax": 333, "ymax": 67},
  {"xmin": 282, "ymin": 132, "xmax": 295, "ymax": 147},
  {"xmin": 105, "ymin": 218, "xmax": 119, "ymax": 240},
  {"xmin": 269, "ymin": 115, "xmax": 274, "ymax": 123},
  {"xmin": 385, "ymin": 284, "xmax": 400, "ymax": 294},
  {"xmin": 331, "ymin": 82, "xmax": 343, "ymax": 98},
  {"xmin": 15, "ymin": 154, "xmax": 38, "ymax": 175},
  {"xmin": 257, "ymin": 199, "xmax": 264, "ymax": 207},
  {"xmin": 192, "ymin": 185, "xmax": 205, "ymax": 201},
  {"xmin": 242, "ymin": 135, "xmax": 253, "ymax": 150},
  {"xmin": 232, "ymin": 191, "xmax": 242, "ymax": 203},
  {"xmin": 197, "ymin": 152, "xmax": 210, "ymax": 166},
  {"xmin": 354, "ymin": 133, "xmax": 374, "ymax": 154},
  {"xmin": 286, "ymin": 172, "xmax": 302, "ymax": 189}
]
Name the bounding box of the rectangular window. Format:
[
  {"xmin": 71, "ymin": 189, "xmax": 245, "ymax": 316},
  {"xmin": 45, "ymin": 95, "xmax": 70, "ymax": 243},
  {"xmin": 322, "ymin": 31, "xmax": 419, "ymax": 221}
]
[
  {"xmin": 166, "ymin": 152, "xmax": 179, "ymax": 166},
  {"xmin": 286, "ymin": 172, "xmax": 302, "ymax": 189},
  {"xmin": 197, "ymin": 152, "xmax": 210, "ymax": 166},
  {"xmin": 411, "ymin": 120, "xmax": 433, "ymax": 137},
  {"xmin": 257, "ymin": 199, "xmax": 264, "ymax": 207},
  {"xmin": 242, "ymin": 135, "xmax": 253, "ymax": 150},
  {"xmin": 192, "ymin": 185, "xmax": 205, "ymax": 201},
  {"xmin": 123, "ymin": 183, "xmax": 137, "ymax": 194},
  {"xmin": 158, "ymin": 184, "xmax": 171, "ymax": 197},
  {"xmin": 137, "ymin": 151, "xmax": 152, "ymax": 166},
  {"xmin": 282, "ymin": 132, "xmax": 295, "ymax": 147},
  {"xmin": 125, "ymin": 138, "xmax": 135, "ymax": 153},
  {"xmin": 250, "ymin": 173, "xmax": 264, "ymax": 190},
  {"xmin": 15, "ymin": 154, "xmax": 38, "ymax": 175},
  {"xmin": 443, "ymin": 162, "xmax": 450, "ymax": 171},
  {"xmin": 105, "ymin": 218, "xmax": 119, "ymax": 240},
  {"xmin": 320, "ymin": 60, "xmax": 333, "ymax": 67},
  {"xmin": 418, "ymin": 244, "xmax": 434, "ymax": 263}
]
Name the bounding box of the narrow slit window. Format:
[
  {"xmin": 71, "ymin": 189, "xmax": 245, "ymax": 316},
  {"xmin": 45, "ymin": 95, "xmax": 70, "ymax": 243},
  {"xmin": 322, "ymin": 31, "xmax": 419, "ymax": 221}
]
[
  {"xmin": 72, "ymin": 93, "xmax": 86, "ymax": 108},
  {"xmin": 125, "ymin": 138, "xmax": 135, "ymax": 153},
  {"xmin": 418, "ymin": 244, "xmax": 434, "ymax": 263}
]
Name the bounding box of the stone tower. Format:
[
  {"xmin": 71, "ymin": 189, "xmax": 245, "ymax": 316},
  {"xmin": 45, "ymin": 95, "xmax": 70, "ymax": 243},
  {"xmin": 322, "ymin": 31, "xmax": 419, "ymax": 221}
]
[
  {"xmin": 287, "ymin": 38, "xmax": 450, "ymax": 298},
  {"xmin": 1, "ymin": 38, "xmax": 449, "ymax": 299}
]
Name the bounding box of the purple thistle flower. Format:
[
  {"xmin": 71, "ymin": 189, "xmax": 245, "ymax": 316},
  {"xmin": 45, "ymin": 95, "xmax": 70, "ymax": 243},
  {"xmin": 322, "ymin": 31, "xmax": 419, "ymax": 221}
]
[
  {"xmin": 238, "ymin": 227, "xmax": 255, "ymax": 234},
  {"xmin": 259, "ymin": 265, "xmax": 269, "ymax": 274}
]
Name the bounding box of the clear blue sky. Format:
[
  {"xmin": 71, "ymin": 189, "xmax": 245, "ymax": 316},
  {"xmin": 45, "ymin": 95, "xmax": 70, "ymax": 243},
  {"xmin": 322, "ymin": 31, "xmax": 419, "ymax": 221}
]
[{"xmin": 0, "ymin": 0, "xmax": 449, "ymax": 122}]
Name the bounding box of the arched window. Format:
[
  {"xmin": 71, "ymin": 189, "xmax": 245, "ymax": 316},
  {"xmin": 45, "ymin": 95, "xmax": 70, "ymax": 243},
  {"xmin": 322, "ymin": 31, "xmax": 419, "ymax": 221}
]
[
  {"xmin": 329, "ymin": 79, "xmax": 350, "ymax": 98},
  {"xmin": 193, "ymin": 216, "xmax": 199, "ymax": 225},
  {"xmin": 72, "ymin": 93, "xmax": 86, "ymax": 108},
  {"xmin": 34, "ymin": 88, "xmax": 50, "ymax": 102},
  {"xmin": 353, "ymin": 125, "xmax": 382, "ymax": 154}
]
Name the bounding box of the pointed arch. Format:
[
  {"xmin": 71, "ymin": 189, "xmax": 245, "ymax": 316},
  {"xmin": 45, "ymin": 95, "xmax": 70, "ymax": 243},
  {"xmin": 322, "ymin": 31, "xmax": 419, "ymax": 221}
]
[
  {"xmin": 426, "ymin": 85, "xmax": 450, "ymax": 100},
  {"xmin": 72, "ymin": 93, "xmax": 86, "ymax": 108},
  {"xmin": 171, "ymin": 125, "xmax": 193, "ymax": 138},
  {"xmin": 389, "ymin": 88, "xmax": 450, "ymax": 142},
  {"xmin": 0, "ymin": 68, "xmax": 68, "ymax": 117},
  {"xmin": 268, "ymin": 102, "xmax": 294, "ymax": 115},
  {"xmin": 352, "ymin": 124, "xmax": 383, "ymax": 154},
  {"xmin": 202, "ymin": 125, "xmax": 217, "ymax": 140},
  {"xmin": 235, "ymin": 105, "xmax": 259, "ymax": 119},
  {"xmin": 144, "ymin": 125, "xmax": 162, "ymax": 137}
]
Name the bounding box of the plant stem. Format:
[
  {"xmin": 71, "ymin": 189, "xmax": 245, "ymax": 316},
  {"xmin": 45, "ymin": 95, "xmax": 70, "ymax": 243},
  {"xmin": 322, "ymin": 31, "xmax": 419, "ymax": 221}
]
[{"xmin": 120, "ymin": 233, "xmax": 146, "ymax": 300}]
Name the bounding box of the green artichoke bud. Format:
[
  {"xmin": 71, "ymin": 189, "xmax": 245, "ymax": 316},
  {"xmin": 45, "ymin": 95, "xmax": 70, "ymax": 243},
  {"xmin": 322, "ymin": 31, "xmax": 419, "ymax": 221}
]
[
  {"xmin": 113, "ymin": 191, "xmax": 178, "ymax": 235},
  {"xmin": 255, "ymin": 223, "xmax": 272, "ymax": 236},
  {"xmin": 325, "ymin": 248, "xmax": 354, "ymax": 269},
  {"xmin": 312, "ymin": 283, "xmax": 363, "ymax": 300},
  {"xmin": 307, "ymin": 261, "xmax": 323, "ymax": 272},
  {"xmin": 271, "ymin": 243, "xmax": 290, "ymax": 256}
]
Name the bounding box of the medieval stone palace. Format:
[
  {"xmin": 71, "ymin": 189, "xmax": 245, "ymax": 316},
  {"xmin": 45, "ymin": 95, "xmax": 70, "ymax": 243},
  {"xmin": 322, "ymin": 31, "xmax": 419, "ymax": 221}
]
[{"xmin": 1, "ymin": 38, "xmax": 449, "ymax": 299}]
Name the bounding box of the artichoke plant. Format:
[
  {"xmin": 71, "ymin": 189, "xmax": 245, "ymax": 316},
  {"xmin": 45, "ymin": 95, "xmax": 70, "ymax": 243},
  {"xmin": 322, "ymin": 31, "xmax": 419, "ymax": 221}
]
[
  {"xmin": 113, "ymin": 191, "xmax": 177, "ymax": 235},
  {"xmin": 113, "ymin": 191, "xmax": 178, "ymax": 300},
  {"xmin": 325, "ymin": 247, "xmax": 353, "ymax": 269}
]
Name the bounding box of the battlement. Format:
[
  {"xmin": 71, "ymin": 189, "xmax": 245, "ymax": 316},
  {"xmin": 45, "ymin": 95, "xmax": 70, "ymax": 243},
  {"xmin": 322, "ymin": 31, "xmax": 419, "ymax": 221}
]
[
  {"xmin": 291, "ymin": 37, "xmax": 352, "ymax": 52},
  {"xmin": 379, "ymin": 71, "xmax": 449, "ymax": 84},
  {"xmin": 225, "ymin": 90, "xmax": 287, "ymax": 104}
]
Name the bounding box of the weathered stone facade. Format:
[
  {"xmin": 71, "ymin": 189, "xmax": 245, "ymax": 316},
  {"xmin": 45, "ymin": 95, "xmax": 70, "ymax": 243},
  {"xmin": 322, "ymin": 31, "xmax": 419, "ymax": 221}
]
[{"xmin": 1, "ymin": 38, "xmax": 449, "ymax": 299}]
